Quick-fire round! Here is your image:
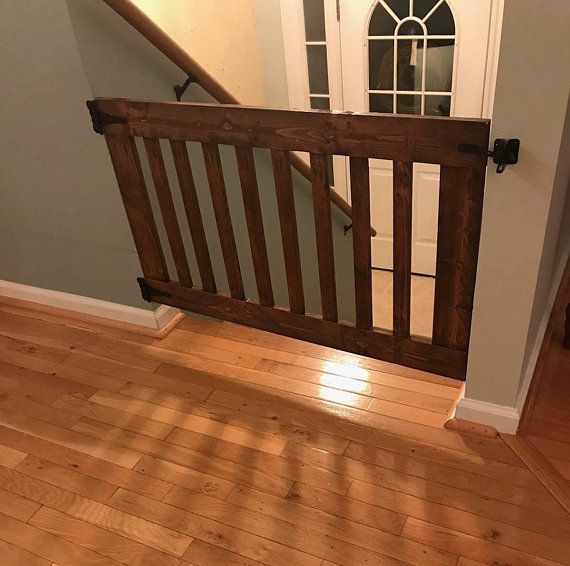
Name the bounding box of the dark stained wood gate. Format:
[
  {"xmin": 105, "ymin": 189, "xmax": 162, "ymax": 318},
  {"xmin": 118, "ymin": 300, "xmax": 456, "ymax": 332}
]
[{"xmin": 88, "ymin": 98, "xmax": 490, "ymax": 379}]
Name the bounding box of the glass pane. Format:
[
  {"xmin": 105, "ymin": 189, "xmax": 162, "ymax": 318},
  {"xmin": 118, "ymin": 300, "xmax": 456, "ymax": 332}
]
[
  {"xmin": 310, "ymin": 96, "xmax": 330, "ymax": 110},
  {"xmin": 397, "ymin": 39, "xmax": 424, "ymax": 91},
  {"xmin": 425, "ymin": 2, "xmax": 455, "ymax": 35},
  {"xmin": 369, "ymin": 4, "xmax": 397, "ymax": 35},
  {"xmin": 385, "ymin": 0, "xmax": 410, "ymax": 20},
  {"xmin": 369, "ymin": 93, "xmax": 394, "ymax": 113},
  {"xmin": 413, "ymin": 0, "xmax": 438, "ymax": 19},
  {"xmin": 425, "ymin": 39, "xmax": 454, "ymax": 91},
  {"xmin": 397, "ymin": 94, "xmax": 421, "ymax": 114},
  {"xmin": 306, "ymin": 45, "xmax": 329, "ymax": 94},
  {"xmin": 425, "ymin": 94, "xmax": 451, "ymax": 116},
  {"xmin": 369, "ymin": 40, "xmax": 394, "ymax": 90},
  {"xmin": 303, "ymin": 0, "xmax": 326, "ymax": 41},
  {"xmin": 397, "ymin": 19, "xmax": 424, "ymax": 36}
]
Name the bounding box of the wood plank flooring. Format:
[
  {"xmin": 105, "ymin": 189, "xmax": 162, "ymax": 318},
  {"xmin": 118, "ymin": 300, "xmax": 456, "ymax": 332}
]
[
  {"xmin": 518, "ymin": 265, "xmax": 570, "ymax": 496},
  {"xmin": 0, "ymin": 302, "xmax": 568, "ymax": 566}
]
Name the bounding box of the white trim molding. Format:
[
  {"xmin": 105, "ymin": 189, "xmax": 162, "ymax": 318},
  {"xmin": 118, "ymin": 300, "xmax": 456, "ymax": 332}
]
[
  {"xmin": 454, "ymin": 390, "xmax": 520, "ymax": 434},
  {"xmin": 481, "ymin": 0, "xmax": 504, "ymax": 118},
  {"xmin": 0, "ymin": 279, "xmax": 183, "ymax": 338}
]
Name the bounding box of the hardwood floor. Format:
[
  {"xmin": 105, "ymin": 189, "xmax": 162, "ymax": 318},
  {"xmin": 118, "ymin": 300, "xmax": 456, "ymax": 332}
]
[
  {"xmin": 513, "ymin": 263, "xmax": 570, "ymax": 508},
  {"xmin": 524, "ymin": 344, "xmax": 570, "ymax": 485},
  {"xmin": 0, "ymin": 302, "xmax": 569, "ymax": 565}
]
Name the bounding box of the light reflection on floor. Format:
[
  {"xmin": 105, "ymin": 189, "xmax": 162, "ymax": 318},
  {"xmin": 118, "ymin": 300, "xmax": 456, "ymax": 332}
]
[
  {"xmin": 318, "ymin": 385, "xmax": 366, "ymax": 407},
  {"xmin": 322, "ymin": 361, "xmax": 369, "ymax": 381},
  {"xmin": 319, "ymin": 361, "xmax": 371, "ymax": 407},
  {"xmin": 315, "ymin": 274, "xmax": 435, "ymax": 408}
]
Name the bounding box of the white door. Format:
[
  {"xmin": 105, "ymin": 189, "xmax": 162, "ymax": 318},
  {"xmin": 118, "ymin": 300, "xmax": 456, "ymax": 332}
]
[{"xmin": 339, "ymin": 0, "xmax": 494, "ymax": 274}]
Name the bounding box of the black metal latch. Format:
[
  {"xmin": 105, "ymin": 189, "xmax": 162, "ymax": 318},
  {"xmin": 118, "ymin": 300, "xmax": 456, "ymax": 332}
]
[
  {"xmin": 137, "ymin": 277, "xmax": 172, "ymax": 302},
  {"xmin": 459, "ymin": 138, "xmax": 520, "ymax": 174}
]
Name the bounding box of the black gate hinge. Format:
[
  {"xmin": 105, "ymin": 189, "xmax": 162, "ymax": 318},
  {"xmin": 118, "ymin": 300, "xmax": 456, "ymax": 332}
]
[
  {"xmin": 137, "ymin": 277, "xmax": 172, "ymax": 302},
  {"xmin": 173, "ymin": 74, "xmax": 198, "ymax": 102},
  {"xmin": 459, "ymin": 138, "xmax": 520, "ymax": 174},
  {"xmin": 86, "ymin": 100, "xmax": 127, "ymax": 135}
]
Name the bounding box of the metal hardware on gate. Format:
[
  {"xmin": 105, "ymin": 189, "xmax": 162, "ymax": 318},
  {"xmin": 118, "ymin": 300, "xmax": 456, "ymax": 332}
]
[
  {"xmin": 173, "ymin": 74, "xmax": 198, "ymax": 101},
  {"xmin": 86, "ymin": 100, "xmax": 127, "ymax": 134},
  {"xmin": 137, "ymin": 277, "xmax": 172, "ymax": 302},
  {"xmin": 458, "ymin": 138, "xmax": 520, "ymax": 174}
]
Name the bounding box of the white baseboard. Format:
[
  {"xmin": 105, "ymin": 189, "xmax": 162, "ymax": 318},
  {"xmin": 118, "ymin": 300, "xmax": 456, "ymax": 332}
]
[
  {"xmin": 454, "ymin": 391, "xmax": 520, "ymax": 434},
  {"xmin": 0, "ymin": 279, "xmax": 182, "ymax": 333}
]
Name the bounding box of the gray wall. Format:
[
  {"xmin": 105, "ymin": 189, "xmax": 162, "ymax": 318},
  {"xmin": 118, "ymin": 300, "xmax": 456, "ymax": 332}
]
[
  {"xmin": 1, "ymin": 0, "xmax": 355, "ymax": 320},
  {"xmin": 466, "ymin": 0, "xmax": 570, "ymax": 407},
  {"xmin": 0, "ymin": 0, "xmax": 148, "ymax": 308}
]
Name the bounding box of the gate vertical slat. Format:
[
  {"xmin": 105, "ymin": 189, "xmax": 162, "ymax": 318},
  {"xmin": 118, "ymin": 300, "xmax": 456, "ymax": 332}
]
[
  {"xmin": 271, "ymin": 150, "xmax": 305, "ymax": 315},
  {"xmin": 170, "ymin": 140, "xmax": 217, "ymax": 293},
  {"xmin": 393, "ymin": 161, "xmax": 413, "ymax": 339},
  {"xmin": 350, "ymin": 157, "xmax": 373, "ymax": 330},
  {"xmin": 105, "ymin": 134, "xmax": 168, "ymax": 282},
  {"xmin": 202, "ymin": 143, "xmax": 245, "ymax": 300},
  {"xmin": 310, "ymin": 153, "xmax": 338, "ymax": 323},
  {"xmin": 433, "ymin": 165, "xmax": 486, "ymax": 350},
  {"xmin": 235, "ymin": 146, "xmax": 274, "ymax": 307},
  {"xmin": 143, "ymin": 137, "xmax": 193, "ymax": 287}
]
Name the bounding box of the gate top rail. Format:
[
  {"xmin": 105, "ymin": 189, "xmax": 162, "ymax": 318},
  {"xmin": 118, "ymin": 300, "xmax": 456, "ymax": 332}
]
[{"xmin": 93, "ymin": 98, "xmax": 490, "ymax": 169}]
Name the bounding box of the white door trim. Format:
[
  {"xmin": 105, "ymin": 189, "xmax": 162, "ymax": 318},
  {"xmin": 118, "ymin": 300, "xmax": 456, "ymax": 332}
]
[
  {"xmin": 481, "ymin": 0, "xmax": 504, "ymax": 118},
  {"xmin": 281, "ymin": 0, "xmax": 504, "ymax": 117}
]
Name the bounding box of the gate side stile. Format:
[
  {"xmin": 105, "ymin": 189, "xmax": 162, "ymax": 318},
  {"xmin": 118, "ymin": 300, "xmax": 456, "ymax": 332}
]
[
  {"xmin": 433, "ymin": 164, "xmax": 488, "ymax": 353},
  {"xmin": 104, "ymin": 132, "xmax": 169, "ymax": 283}
]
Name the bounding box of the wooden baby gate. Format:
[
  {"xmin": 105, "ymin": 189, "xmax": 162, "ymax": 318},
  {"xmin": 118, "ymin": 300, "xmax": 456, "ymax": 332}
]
[{"xmin": 88, "ymin": 98, "xmax": 490, "ymax": 379}]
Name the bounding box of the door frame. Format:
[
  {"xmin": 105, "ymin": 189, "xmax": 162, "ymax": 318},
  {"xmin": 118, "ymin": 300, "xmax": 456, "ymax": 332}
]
[{"xmin": 279, "ymin": 0, "xmax": 503, "ymax": 200}]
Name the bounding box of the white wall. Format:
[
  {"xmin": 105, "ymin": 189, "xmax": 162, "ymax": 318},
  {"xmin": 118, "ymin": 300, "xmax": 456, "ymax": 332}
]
[
  {"xmin": 132, "ymin": 0, "xmax": 270, "ymax": 105},
  {"xmin": 459, "ymin": 0, "xmax": 570, "ymax": 431},
  {"xmin": 253, "ymin": 0, "xmax": 290, "ymax": 108}
]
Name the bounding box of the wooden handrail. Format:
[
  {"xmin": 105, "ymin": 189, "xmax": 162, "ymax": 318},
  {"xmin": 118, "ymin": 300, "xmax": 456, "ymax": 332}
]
[{"xmin": 100, "ymin": 0, "xmax": 374, "ymax": 235}]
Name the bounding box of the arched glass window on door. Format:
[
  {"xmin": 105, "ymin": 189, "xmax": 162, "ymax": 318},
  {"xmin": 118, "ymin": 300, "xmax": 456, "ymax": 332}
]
[{"xmin": 368, "ymin": 0, "xmax": 456, "ymax": 116}]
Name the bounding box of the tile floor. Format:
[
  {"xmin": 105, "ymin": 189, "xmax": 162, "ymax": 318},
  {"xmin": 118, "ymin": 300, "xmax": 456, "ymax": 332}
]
[{"xmin": 372, "ymin": 269, "xmax": 435, "ymax": 338}]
